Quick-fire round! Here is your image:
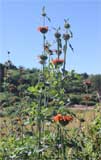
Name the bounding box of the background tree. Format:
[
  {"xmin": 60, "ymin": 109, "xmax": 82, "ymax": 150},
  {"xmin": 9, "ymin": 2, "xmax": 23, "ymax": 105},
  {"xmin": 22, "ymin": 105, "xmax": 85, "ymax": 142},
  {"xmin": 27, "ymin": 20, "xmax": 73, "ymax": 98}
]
[{"xmin": 90, "ymin": 74, "xmax": 101, "ymax": 95}]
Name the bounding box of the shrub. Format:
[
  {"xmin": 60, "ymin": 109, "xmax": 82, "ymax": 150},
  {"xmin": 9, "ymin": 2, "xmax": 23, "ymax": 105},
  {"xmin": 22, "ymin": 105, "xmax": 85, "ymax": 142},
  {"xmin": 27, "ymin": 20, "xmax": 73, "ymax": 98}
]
[
  {"xmin": 0, "ymin": 111, "xmax": 7, "ymax": 117},
  {"xmin": 80, "ymin": 100, "xmax": 96, "ymax": 106},
  {"xmin": 70, "ymin": 94, "xmax": 82, "ymax": 104}
]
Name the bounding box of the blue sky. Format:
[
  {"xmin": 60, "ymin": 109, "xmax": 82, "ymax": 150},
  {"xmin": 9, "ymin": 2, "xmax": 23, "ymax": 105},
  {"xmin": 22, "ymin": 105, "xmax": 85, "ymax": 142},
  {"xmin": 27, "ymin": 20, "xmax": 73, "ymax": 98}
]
[{"xmin": 0, "ymin": 0, "xmax": 101, "ymax": 74}]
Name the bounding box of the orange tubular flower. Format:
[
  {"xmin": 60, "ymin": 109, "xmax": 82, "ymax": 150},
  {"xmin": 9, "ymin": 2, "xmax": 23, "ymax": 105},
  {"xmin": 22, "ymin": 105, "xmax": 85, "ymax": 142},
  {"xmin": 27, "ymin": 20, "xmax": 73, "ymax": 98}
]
[
  {"xmin": 53, "ymin": 114, "xmax": 73, "ymax": 126},
  {"xmin": 62, "ymin": 116, "xmax": 73, "ymax": 121},
  {"xmin": 53, "ymin": 114, "xmax": 63, "ymax": 122},
  {"xmin": 38, "ymin": 26, "xmax": 48, "ymax": 34},
  {"xmin": 52, "ymin": 58, "xmax": 64, "ymax": 65}
]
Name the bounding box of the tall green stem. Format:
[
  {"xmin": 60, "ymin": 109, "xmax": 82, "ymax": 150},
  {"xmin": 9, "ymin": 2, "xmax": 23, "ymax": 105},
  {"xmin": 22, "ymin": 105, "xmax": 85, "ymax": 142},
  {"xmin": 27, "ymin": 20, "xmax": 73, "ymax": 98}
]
[
  {"xmin": 63, "ymin": 40, "xmax": 67, "ymax": 75},
  {"xmin": 42, "ymin": 34, "xmax": 46, "ymax": 72},
  {"xmin": 43, "ymin": 15, "xmax": 45, "ymax": 26},
  {"xmin": 37, "ymin": 94, "xmax": 42, "ymax": 159},
  {"xmin": 57, "ymin": 39, "xmax": 60, "ymax": 59},
  {"xmin": 57, "ymin": 124, "xmax": 61, "ymax": 159},
  {"xmin": 62, "ymin": 129, "xmax": 67, "ymax": 160}
]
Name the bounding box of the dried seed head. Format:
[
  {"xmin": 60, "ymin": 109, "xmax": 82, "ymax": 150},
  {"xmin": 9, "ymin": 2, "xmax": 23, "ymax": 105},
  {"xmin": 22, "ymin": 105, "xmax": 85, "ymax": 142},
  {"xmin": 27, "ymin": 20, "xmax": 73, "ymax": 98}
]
[
  {"xmin": 64, "ymin": 23, "xmax": 70, "ymax": 29},
  {"xmin": 54, "ymin": 32, "xmax": 61, "ymax": 39},
  {"xmin": 63, "ymin": 33, "xmax": 71, "ymax": 40}
]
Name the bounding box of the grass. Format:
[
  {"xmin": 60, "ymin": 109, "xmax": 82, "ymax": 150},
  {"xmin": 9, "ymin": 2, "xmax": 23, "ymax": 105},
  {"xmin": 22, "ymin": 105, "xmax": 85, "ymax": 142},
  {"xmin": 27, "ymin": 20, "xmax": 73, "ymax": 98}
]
[{"xmin": 0, "ymin": 107, "xmax": 99, "ymax": 138}]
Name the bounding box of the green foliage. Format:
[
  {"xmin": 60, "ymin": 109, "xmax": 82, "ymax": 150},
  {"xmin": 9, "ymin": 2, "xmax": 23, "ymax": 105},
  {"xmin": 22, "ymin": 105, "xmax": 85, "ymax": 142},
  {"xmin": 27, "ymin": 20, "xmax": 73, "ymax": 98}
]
[
  {"xmin": 80, "ymin": 100, "xmax": 96, "ymax": 106},
  {"xmin": 90, "ymin": 74, "xmax": 101, "ymax": 94},
  {"xmin": 0, "ymin": 63, "xmax": 99, "ymax": 114},
  {"xmin": 0, "ymin": 63, "xmax": 100, "ymax": 159},
  {"xmin": 0, "ymin": 8, "xmax": 101, "ymax": 159},
  {"xmin": 70, "ymin": 94, "xmax": 82, "ymax": 104}
]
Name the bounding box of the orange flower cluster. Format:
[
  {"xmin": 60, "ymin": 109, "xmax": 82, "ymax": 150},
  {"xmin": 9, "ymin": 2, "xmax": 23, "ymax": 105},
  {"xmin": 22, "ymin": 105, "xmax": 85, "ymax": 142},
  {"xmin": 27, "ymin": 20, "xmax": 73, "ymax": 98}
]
[
  {"xmin": 53, "ymin": 114, "xmax": 63, "ymax": 122},
  {"xmin": 38, "ymin": 26, "xmax": 48, "ymax": 34},
  {"xmin": 53, "ymin": 114, "xmax": 73, "ymax": 126},
  {"xmin": 52, "ymin": 58, "xmax": 64, "ymax": 65}
]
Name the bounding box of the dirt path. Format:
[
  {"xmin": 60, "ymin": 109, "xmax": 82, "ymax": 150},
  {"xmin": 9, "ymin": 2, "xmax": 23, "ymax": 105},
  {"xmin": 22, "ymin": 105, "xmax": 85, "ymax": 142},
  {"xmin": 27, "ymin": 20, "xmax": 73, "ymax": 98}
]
[{"xmin": 68, "ymin": 105, "xmax": 95, "ymax": 110}]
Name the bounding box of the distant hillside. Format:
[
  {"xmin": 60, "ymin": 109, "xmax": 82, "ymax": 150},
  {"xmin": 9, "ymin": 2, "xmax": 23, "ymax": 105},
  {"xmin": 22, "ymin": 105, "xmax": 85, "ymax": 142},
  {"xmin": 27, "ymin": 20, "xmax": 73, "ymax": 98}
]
[{"xmin": 0, "ymin": 62, "xmax": 100, "ymax": 117}]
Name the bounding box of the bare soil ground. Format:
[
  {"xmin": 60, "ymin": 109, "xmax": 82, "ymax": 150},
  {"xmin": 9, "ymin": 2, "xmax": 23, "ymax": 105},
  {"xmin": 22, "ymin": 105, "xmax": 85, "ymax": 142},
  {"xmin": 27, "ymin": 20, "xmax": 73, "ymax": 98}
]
[{"xmin": 69, "ymin": 104, "xmax": 95, "ymax": 110}]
